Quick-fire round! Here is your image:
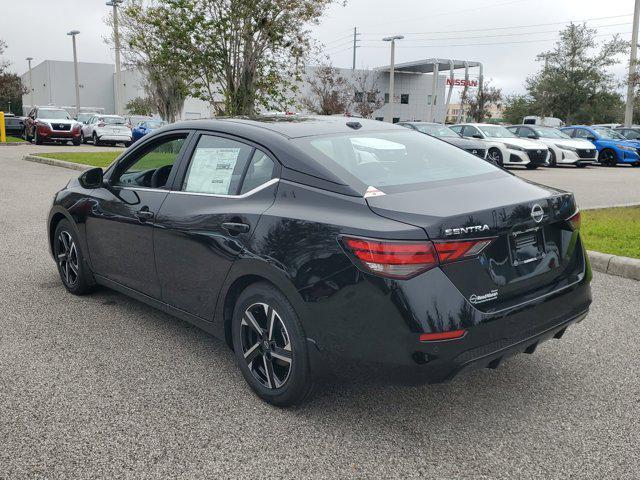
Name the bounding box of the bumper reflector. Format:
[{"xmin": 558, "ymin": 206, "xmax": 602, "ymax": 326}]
[{"xmin": 419, "ymin": 329, "xmax": 466, "ymax": 342}]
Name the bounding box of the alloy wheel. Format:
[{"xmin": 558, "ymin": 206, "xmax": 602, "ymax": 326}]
[
  {"xmin": 56, "ymin": 231, "xmax": 79, "ymax": 287},
  {"xmin": 240, "ymin": 303, "xmax": 292, "ymax": 389},
  {"xmin": 488, "ymin": 149, "xmax": 502, "ymax": 165}
]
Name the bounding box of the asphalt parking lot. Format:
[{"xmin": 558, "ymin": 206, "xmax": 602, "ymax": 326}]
[{"xmin": 1, "ymin": 145, "xmax": 639, "ymax": 479}]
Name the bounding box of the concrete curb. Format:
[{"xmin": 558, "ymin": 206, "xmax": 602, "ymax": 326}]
[
  {"xmin": 22, "ymin": 154, "xmax": 90, "ymax": 172},
  {"xmin": 1, "ymin": 141, "xmax": 29, "ymax": 146},
  {"xmin": 588, "ymin": 250, "xmax": 640, "ymax": 282}
]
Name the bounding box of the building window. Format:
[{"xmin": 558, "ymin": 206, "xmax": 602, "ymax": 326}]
[
  {"xmin": 375, "ymin": 117, "xmax": 384, "ymax": 121},
  {"xmin": 427, "ymin": 95, "xmax": 432, "ymax": 105},
  {"xmin": 400, "ymin": 94, "xmax": 409, "ymax": 104},
  {"xmin": 392, "ymin": 117, "xmax": 400, "ymax": 124},
  {"xmin": 433, "ymin": 95, "xmax": 437, "ymax": 105},
  {"xmin": 354, "ymin": 91, "xmax": 364, "ymax": 102},
  {"xmin": 384, "ymin": 93, "xmax": 389, "ymax": 104}
]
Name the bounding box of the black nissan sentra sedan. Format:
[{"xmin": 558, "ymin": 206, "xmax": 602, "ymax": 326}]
[{"xmin": 48, "ymin": 116, "xmax": 592, "ymax": 406}]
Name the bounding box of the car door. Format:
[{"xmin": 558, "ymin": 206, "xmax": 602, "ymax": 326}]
[
  {"xmin": 153, "ymin": 133, "xmax": 280, "ymax": 319},
  {"xmin": 84, "ymin": 132, "xmax": 191, "ymax": 298}
]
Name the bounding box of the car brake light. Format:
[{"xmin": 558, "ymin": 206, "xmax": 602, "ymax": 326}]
[
  {"xmin": 434, "ymin": 239, "xmax": 494, "ymax": 263},
  {"xmin": 341, "ymin": 236, "xmax": 494, "ymax": 279},
  {"xmin": 568, "ymin": 210, "xmax": 581, "ymax": 231},
  {"xmin": 98, "ymin": 122, "xmax": 106, "ymax": 127},
  {"xmin": 342, "ymin": 237, "xmax": 438, "ymax": 279},
  {"xmin": 419, "ymin": 329, "xmax": 466, "ymax": 342}
]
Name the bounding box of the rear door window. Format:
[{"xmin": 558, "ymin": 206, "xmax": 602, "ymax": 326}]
[
  {"xmin": 182, "ymin": 135, "xmax": 253, "ymax": 195},
  {"xmin": 239, "ymin": 150, "xmax": 277, "ymax": 194}
]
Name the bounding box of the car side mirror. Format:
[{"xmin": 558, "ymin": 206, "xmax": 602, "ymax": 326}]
[
  {"xmin": 471, "ymin": 134, "xmax": 482, "ymax": 139},
  {"xmin": 528, "ymin": 134, "xmax": 538, "ymax": 139},
  {"xmin": 79, "ymin": 167, "xmax": 104, "ymax": 189},
  {"xmin": 586, "ymin": 136, "xmax": 596, "ymax": 141}
]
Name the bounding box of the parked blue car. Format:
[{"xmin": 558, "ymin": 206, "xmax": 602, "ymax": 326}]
[
  {"xmin": 131, "ymin": 120, "xmax": 167, "ymax": 143},
  {"xmin": 560, "ymin": 125, "xmax": 640, "ymax": 167}
]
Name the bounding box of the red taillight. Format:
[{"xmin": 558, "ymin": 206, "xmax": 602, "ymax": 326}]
[
  {"xmin": 419, "ymin": 329, "xmax": 466, "ymax": 342},
  {"xmin": 568, "ymin": 210, "xmax": 581, "ymax": 231},
  {"xmin": 343, "ymin": 237, "xmax": 438, "ymax": 279},
  {"xmin": 434, "ymin": 239, "xmax": 494, "ymax": 263},
  {"xmin": 341, "ymin": 236, "xmax": 494, "ymax": 279},
  {"xmin": 98, "ymin": 122, "xmax": 106, "ymax": 127}
]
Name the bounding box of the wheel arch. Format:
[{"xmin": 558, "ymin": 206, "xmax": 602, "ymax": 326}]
[{"xmin": 215, "ymin": 260, "xmax": 310, "ymax": 350}]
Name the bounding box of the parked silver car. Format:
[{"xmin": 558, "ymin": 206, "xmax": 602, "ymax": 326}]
[{"xmin": 81, "ymin": 115, "xmax": 132, "ymax": 147}]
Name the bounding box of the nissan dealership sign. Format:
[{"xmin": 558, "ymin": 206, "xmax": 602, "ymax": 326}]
[{"xmin": 446, "ymin": 78, "xmax": 479, "ymax": 87}]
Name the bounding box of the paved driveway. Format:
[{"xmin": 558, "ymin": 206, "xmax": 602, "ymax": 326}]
[{"xmin": 0, "ymin": 145, "xmax": 639, "ymax": 479}]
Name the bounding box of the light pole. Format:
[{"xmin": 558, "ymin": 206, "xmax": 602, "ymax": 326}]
[
  {"xmin": 26, "ymin": 57, "xmax": 34, "ymax": 109},
  {"xmin": 625, "ymin": 0, "xmax": 640, "ymax": 126},
  {"xmin": 107, "ymin": 0, "xmax": 124, "ymax": 115},
  {"xmin": 382, "ymin": 35, "xmax": 403, "ymax": 123},
  {"xmin": 67, "ymin": 30, "xmax": 81, "ymax": 116}
]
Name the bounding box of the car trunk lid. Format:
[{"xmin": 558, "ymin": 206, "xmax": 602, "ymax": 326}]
[{"xmin": 366, "ymin": 174, "xmax": 584, "ymax": 311}]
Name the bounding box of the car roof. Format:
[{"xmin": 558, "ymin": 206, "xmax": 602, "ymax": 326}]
[{"xmin": 179, "ymin": 115, "xmax": 401, "ymax": 139}]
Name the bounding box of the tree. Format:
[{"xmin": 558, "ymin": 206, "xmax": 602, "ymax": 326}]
[
  {"xmin": 300, "ymin": 65, "xmax": 351, "ymax": 115},
  {"xmin": 526, "ymin": 23, "xmax": 628, "ymax": 124},
  {"xmin": 125, "ymin": 96, "xmax": 156, "ymax": 116},
  {"xmin": 351, "ymin": 69, "xmax": 384, "ymax": 118},
  {"xmin": 137, "ymin": 0, "xmax": 340, "ymax": 116},
  {"xmin": 108, "ymin": 3, "xmax": 188, "ymax": 122},
  {"xmin": 0, "ymin": 39, "xmax": 27, "ymax": 115},
  {"xmin": 502, "ymin": 95, "xmax": 538, "ymax": 125},
  {"xmin": 461, "ymin": 81, "xmax": 502, "ymax": 122}
]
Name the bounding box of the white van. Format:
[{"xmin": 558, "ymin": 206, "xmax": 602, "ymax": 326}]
[{"xmin": 523, "ymin": 116, "xmax": 565, "ymax": 128}]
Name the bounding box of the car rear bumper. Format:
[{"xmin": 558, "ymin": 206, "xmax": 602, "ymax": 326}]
[
  {"xmin": 301, "ymin": 249, "xmax": 592, "ymax": 382},
  {"xmin": 98, "ymin": 134, "xmax": 131, "ymax": 142}
]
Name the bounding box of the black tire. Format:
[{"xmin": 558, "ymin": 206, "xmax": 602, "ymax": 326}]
[
  {"xmin": 93, "ymin": 133, "xmax": 101, "ymax": 146},
  {"xmin": 487, "ymin": 148, "xmax": 503, "ymax": 166},
  {"xmin": 231, "ymin": 282, "xmax": 314, "ymax": 407},
  {"xmin": 576, "ymin": 163, "xmax": 587, "ymax": 168},
  {"xmin": 599, "ymin": 149, "xmax": 617, "ymax": 167},
  {"xmin": 72, "ymin": 137, "xmax": 81, "ymax": 146},
  {"xmin": 81, "ymin": 132, "xmax": 87, "ymax": 144},
  {"xmin": 548, "ymin": 149, "xmax": 557, "ymax": 167},
  {"xmin": 53, "ymin": 220, "xmax": 96, "ymax": 295},
  {"xmin": 525, "ymin": 163, "xmax": 538, "ymax": 170},
  {"xmin": 35, "ymin": 130, "xmax": 43, "ymax": 145},
  {"xmin": 124, "ymin": 141, "xmax": 132, "ymax": 148}
]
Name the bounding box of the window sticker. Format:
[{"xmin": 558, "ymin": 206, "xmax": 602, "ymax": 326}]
[{"xmin": 185, "ymin": 147, "xmax": 241, "ymax": 194}]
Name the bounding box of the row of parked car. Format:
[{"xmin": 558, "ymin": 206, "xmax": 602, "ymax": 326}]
[
  {"xmin": 398, "ymin": 121, "xmax": 640, "ymax": 168},
  {"xmin": 13, "ymin": 106, "xmax": 166, "ymax": 146}
]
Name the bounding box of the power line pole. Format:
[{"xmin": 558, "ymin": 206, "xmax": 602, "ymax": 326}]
[
  {"xmin": 352, "ymin": 27, "xmax": 360, "ymax": 70},
  {"xmin": 625, "ymin": 0, "xmax": 640, "ymax": 126},
  {"xmin": 26, "ymin": 57, "xmax": 34, "ymax": 109}
]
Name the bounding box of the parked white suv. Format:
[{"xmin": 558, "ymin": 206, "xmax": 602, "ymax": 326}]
[
  {"xmin": 81, "ymin": 115, "xmax": 132, "ymax": 147},
  {"xmin": 507, "ymin": 125, "xmax": 597, "ymax": 168},
  {"xmin": 451, "ymin": 123, "xmax": 549, "ymax": 169}
]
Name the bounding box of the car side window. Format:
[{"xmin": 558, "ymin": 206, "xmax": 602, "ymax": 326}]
[
  {"xmin": 239, "ymin": 150, "xmax": 277, "ymax": 194},
  {"xmin": 449, "ymin": 125, "xmax": 462, "ymax": 134},
  {"xmin": 182, "ymin": 135, "xmax": 254, "ymax": 195},
  {"xmin": 562, "ymin": 128, "xmax": 574, "ymax": 137},
  {"xmin": 574, "ymin": 129, "xmax": 591, "ymax": 139},
  {"xmin": 462, "ymin": 126, "xmax": 479, "ymax": 138},
  {"xmin": 625, "ymin": 129, "xmax": 640, "ymax": 139},
  {"xmin": 507, "ymin": 126, "xmax": 519, "ymax": 136},
  {"xmin": 113, "ymin": 135, "xmax": 187, "ymax": 188}
]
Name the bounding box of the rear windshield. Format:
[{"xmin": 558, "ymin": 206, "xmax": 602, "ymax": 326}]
[
  {"xmin": 102, "ymin": 116, "xmax": 126, "ymax": 125},
  {"xmin": 295, "ymin": 130, "xmax": 502, "ymax": 189},
  {"xmin": 413, "ymin": 124, "xmax": 460, "ymax": 138}
]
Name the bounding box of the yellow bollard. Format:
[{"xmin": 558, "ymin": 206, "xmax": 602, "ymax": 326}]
[{"xmin": 0, "ymin": 111, "xmax": 6, "ymax": 143}]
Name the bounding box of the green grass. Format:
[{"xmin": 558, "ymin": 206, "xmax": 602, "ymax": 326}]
[
  {"xmin": 581, "ymin": 206, "xmax": 640, "ymax": 259},
  {"xmin": 37, "ymin": 151, "xmax": 121, "ymax": 168},
  {"xmin": 4, "ymin": 135, "xmax": 26, "ymax": 143}
]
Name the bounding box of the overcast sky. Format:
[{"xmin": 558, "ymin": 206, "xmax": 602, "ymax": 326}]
[{"xmin": 1, "ymin": 0, "xmax": 634, "ymax": 98}]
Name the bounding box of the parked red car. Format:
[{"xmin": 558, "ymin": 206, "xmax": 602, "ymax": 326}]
[{"xmin": 24, "ymin": 107, "xmax": 82, "ymax": 145}]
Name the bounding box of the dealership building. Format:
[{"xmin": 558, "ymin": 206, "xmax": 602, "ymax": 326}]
[{"xmin": 21, "ymin": 58, "xmax": 482, "ymax": 123}]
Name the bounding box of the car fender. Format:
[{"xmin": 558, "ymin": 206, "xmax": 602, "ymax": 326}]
[{"xmin": 47, "ymin": 205, "xmax": 84, "ymax": 259}]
